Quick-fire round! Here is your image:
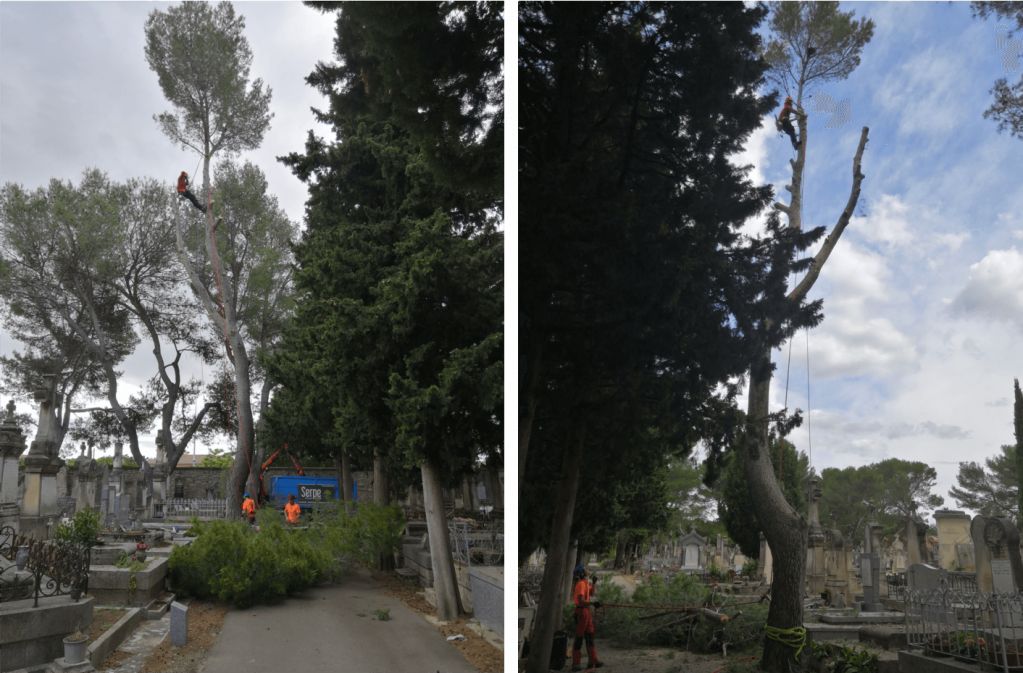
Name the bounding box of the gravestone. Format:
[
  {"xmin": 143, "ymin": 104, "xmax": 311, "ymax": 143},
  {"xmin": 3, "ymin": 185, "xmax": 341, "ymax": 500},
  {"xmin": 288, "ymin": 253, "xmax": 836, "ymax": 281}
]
[
  {"xmin": 20, "ymin": 385, "xmax": 65, "ymax": 538},
  {"xmin": 971, "ymin": 515, "xmax": 994, "ymax": 593},
  {"xmin": 907, "ymin": 563, "xmax": 945, "ymax": 595},
  {"xmin": 806, "ymin": 473, "xmax": 827, "ymax": 596},
  {"xmin": 0, "ymin": 400, "xmax": 27, "ymax": 530},
  {"xmin": 861, "ymin": 522, "xmax": 884, "ymax": 611},
  {"xmin": 975, "ymin": 517, "xmax": 1023, "ymax": 594},
  {"xmin": 171, "ymin": 601, "xmax": 188, "ymax": 646}
]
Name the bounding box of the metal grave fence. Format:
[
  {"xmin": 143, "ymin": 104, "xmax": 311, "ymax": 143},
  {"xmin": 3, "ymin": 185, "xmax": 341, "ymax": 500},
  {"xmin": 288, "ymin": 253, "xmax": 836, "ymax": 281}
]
[
  {"xmin": 449, "ymin": 519, "xmax": 503, "ymax": 567},
  {"xmin": 0, "ymin": 525, "xmax": 91, "ymax": 607},
  {"xmin": 163, "ymin": 498, "xmax": 228, "ymax": 520},
  {"xmin": 906, "ymin": 582, "xmax": 1023, "ymax": 672}
]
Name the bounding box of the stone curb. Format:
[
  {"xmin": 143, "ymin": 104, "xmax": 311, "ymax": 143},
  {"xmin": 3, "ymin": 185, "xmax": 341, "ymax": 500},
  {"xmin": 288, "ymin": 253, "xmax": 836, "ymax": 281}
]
[{"xmin": 87, "ymin": 607, "xmax": 143, "ymax": 668}]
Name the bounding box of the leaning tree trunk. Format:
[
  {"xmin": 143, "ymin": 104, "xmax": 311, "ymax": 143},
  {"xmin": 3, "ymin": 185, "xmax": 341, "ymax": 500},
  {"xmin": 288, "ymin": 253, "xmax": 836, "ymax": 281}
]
[
  {"xmin": 421, "ymin": 458, "xmax": 464, "ymax": 621},
  {"xmin": 746, "ymin": 352, "xmax": 809, "ymax": 671},
  {"xmin": 748, "ymin": 111, "xmax": 869, "ymax": 671},
  {"xmin": 525, "ymin": 427, "xmax": 585, "ymax": 673}
]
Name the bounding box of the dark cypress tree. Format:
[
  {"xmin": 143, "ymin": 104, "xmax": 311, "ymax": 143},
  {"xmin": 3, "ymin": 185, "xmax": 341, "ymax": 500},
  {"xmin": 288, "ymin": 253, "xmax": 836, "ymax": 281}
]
[
  {"xmin": 518, "ymin": 4, "xmax": 822, "ymax": 672},
  {"xmin": 273, "ymin": 2, "xmax": 502, "ymax": 621}
]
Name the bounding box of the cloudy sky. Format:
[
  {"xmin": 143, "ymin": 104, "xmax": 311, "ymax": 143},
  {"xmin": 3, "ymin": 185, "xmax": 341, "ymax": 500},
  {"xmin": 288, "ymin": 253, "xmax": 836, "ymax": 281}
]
[
  {"xmin": 734, "ymin": 2, "xmax": 1023, "ymax": 515},
  {"xmin": 0, "ymin": 2, "xmax": 1020, "ymax": 516},
  {"xmin": 0, "ymin": 1, "xmax": 335, "ymax": 455}
]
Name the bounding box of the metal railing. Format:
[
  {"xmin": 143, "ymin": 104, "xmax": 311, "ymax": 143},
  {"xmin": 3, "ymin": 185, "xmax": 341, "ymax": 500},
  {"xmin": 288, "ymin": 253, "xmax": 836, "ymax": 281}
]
[
  {"xmin": 163, "ymin": 498, "xmax": 228, "ymax": 520},
  {"xmin": 887, "ymin": 572, "xmax": 907, "ymax": 600},
  {"xmin": 449, "ymin": 519, "xmax": 503, "ymax": 567},
  {"xmin": 906, "ymin": 583, "xmax": 1023, "ymax": 673},
  {"xmin": 0, "ymin": 525, "xmax": 90, "ymax": 607}
]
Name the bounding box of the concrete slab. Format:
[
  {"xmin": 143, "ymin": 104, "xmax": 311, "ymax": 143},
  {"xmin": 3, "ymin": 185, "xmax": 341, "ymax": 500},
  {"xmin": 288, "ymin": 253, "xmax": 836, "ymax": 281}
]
[
  {"xmin": 819, "ymin": 611, "xmax": 904, "ymax": 624},
  {"xmin": 898, "ymin": 649, "xmax": 985, "ymax": 673},
  {"xmin": 201, "ymin": 569, "xmax": 478, "ymax": 673},
  {"xmin": 97, "ymin": 612, "xmax": 169, "ymax": 673}
]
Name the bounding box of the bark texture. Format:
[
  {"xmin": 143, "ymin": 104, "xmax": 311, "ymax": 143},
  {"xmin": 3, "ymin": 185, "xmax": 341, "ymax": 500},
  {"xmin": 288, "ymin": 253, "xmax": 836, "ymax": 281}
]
[{"xmin": 421, "ymin": 458, "xmax": 464, "ymax": 621}]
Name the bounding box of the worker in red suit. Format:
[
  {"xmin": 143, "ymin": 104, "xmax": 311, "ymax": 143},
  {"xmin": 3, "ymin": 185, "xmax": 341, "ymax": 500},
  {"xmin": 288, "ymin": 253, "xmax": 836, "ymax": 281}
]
[
  {"xmin": 177, "ymin": 171, "xmax": 207, "ymax": 213},
  {"xmin": 571, "ymin": 564, "xmax": 603, "ymax": 671}
]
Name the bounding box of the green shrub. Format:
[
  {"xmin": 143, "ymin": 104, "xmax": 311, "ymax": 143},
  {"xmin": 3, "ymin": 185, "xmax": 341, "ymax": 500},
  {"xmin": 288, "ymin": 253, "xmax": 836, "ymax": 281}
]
[
  {"xmin": 168, "ymin": 502, "xmax": 405, "ymax": 608},
  {"xmin": 742, "ymin": 559, "xmax": 759, "ymax": 578},
  {"xmin": 54, "ymin": 509, "xmax": 102, "ymax": 547}
]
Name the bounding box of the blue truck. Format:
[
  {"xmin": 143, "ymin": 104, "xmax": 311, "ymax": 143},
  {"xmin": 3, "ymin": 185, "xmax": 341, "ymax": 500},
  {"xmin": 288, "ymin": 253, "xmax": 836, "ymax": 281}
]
[{"xmin": 268, "ymin": 475, "xmax": 353, "ymax": 507}]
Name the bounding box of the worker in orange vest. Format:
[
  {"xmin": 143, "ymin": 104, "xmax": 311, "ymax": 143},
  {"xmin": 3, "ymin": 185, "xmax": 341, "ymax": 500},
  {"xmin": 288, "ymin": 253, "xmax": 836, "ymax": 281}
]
[
  {"xmin": 571, "ymin": 564, "xmax": 603, "ymax": 671},
  {"xmin": 284, "ymin": 494, "xmax": 301, "ymax": 525},
  {"xmin": 241, "ymin": 492, "xmax": 257, "ymax": 525}
]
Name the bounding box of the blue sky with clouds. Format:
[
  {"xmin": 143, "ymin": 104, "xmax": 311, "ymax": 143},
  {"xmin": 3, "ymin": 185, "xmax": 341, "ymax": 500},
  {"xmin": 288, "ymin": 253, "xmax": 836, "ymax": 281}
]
[{"xmin": 736, "ymin": 2, "xmax": 1023, "ymax": 512}]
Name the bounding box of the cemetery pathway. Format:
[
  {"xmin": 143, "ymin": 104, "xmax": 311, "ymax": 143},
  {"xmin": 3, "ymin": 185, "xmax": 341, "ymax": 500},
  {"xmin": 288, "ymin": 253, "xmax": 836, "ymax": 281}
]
[{"xmin": 201, "ymin": 568, "xmax": 480, "ymax": 673}]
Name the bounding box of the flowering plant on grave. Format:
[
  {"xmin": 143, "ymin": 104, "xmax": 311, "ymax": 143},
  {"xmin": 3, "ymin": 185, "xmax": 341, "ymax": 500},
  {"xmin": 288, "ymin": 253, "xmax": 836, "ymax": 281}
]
[{"xmin": 136, "ymin": 541, "xmax": 149, "ymax": 551}]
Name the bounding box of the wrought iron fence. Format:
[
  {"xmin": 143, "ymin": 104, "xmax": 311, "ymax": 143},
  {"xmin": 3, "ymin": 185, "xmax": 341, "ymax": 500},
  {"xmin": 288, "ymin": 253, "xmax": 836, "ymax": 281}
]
[
  {"xmin": 163, "ymin": 498, "xmax": 228, "ymax": 520},
  {"xmin": 0, "ymin": 525, "xmax": 90, "ymax": 607},
  {"xmin": 449, "ymin": 519, "xmax": 503, "ymax": 567},
  {"xmin": 906, "ymin": 583, "xmax": 1023, "ymax": 673},
  {"xmin": 887, "ymin": 571, "xmax": 907, "ymax": 600}
]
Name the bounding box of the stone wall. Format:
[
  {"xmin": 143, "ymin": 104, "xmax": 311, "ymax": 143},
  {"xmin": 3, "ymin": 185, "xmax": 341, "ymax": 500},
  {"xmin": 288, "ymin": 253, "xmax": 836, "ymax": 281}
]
[{"xmin": 0, "ymin": 596, "xmax": 94, "ymax": 671}]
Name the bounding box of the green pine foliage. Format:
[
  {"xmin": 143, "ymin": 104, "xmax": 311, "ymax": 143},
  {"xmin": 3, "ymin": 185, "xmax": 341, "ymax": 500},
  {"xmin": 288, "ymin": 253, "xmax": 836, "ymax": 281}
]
[{"xmin": 168, "ymin": 503, "xmax": 404, "ymax": 608}]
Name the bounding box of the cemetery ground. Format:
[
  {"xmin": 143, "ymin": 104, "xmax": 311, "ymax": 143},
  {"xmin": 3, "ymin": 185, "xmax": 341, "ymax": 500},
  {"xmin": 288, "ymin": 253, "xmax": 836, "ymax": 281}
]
[{"xmin": 90, "ymin": 569, "xmax": 500, "ymax": 673}]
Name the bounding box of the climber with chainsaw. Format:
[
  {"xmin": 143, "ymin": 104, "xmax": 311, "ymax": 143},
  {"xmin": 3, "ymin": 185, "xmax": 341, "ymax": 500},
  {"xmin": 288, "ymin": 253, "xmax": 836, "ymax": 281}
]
[
  {"xmin": 176, "ymin": 171, "xmax": 207, "ymax": 213},
  {"xmin": 776, "ymin": 95, "xmax": 803, "ymax": 150}
]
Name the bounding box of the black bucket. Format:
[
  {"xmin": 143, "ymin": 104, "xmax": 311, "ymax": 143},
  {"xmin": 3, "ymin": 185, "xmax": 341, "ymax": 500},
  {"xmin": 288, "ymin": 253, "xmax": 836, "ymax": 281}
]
[{"xmin": 550, "ymin": 630, "xmax": 568, "ymax": 670}]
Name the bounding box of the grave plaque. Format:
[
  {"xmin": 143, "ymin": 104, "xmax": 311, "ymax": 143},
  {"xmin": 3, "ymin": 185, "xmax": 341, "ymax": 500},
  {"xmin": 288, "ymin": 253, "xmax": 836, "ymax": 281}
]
[
  {"xmin": 992, "ymin": 558, "xmax": 1015, "ymax": 594},
  {"xmin": 171, "ymin": 601, "xmax": 188, "ymax": 647}
]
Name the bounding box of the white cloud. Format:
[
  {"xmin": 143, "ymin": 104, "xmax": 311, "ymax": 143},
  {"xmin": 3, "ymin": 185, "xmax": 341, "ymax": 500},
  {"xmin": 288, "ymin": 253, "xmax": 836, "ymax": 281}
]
[
  {"xmin": 850, "ymin": 193, "xmax": 914, "ymax": 248},
  {"xmin": 951, "ymin": 248, "xmax": 1023, "ymax": 327}
]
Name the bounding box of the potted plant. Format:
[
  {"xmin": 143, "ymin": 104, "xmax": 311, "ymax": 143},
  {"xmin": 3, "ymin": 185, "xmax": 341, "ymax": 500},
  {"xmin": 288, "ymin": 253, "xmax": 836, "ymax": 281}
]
[
  {"xmin": 63, "ymin": 625, "xmax": 88, "ymax": 664},
  {"xmin": 135, "ymin": 541, "xmax": 149, "ymax": 562}
]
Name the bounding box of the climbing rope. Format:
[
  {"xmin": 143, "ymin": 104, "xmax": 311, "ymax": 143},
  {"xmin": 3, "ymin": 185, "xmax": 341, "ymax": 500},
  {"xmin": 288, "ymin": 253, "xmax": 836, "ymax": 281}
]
[{"xmin": 764, "ymin": 624, "xmax": 807, "ymax": 659}]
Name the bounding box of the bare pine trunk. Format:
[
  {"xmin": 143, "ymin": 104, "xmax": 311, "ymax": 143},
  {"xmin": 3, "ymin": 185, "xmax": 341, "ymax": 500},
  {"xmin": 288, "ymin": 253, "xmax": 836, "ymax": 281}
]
[
  {"xmin": 751, "ymin": 117, "xmax": 868, "ymax": 671},
  {"xmin": 525, "ymin": 428, "xmax": 585, "ymax": 673},
  {"xmin": 227, "ymin": 343, "xmax": 254, "ymax": 518},
  {"xmin": 421, "ymin": 459, "xmax": 463, "ymax": 621}
]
